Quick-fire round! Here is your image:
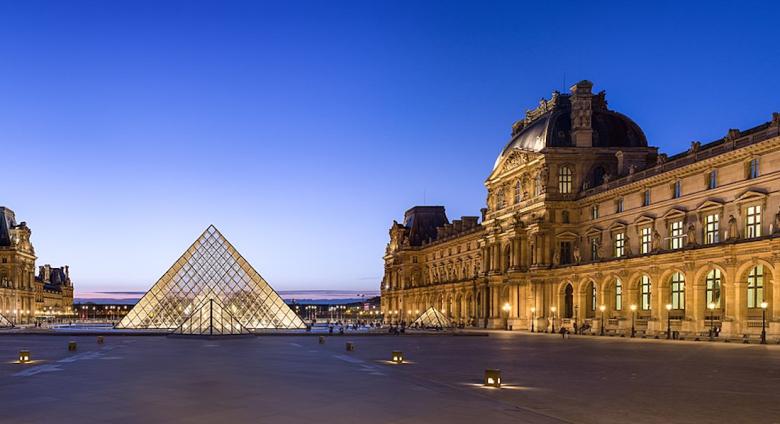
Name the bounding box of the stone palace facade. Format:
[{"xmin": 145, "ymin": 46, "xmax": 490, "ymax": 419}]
[
  {"xmin": 0, "ymin": 207, "xmax": 74, "ymax": 323},
  {"xmin": 381, "ymin": 81, "xmax": 780, "ymax": 339}
]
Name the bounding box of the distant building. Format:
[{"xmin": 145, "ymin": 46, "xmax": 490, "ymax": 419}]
[
  {"xmin": 0, "ymin": 207, "xmax": 74, "ymax": 323},
  {"xmin": 382, "ymin": 80, "xmax": 780, "ymax": 340}
]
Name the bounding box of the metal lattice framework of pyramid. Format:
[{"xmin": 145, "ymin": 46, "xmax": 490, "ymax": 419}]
[
  {"xmin": 412, "ymin": 307, "xmax": 452, "ymax": 328},
  {"xmin": 116, "ymin": 225, "xmax": 305, "ymax": 333},
  {"xmin": 0, "ymin": 313, "xmax": 12, "ymax": 328},
  {"xmin": 173, "ymin": 299, "xmax": 251, "ymax": 336}
]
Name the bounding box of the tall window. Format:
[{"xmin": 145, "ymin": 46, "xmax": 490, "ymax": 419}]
[
  {"xmin": 746, "ymin": 205, "xmax": 762, "ymax": 238},
  {"xmin": 558, "ymin": 166, "xmax": 573, "ymax": 194},
  {"xmin": 591, "ymin": 205, "xmax": 599, "ymax": 220},
  {"xmin": 640, "ymin": 227, "xmax": 652, "ymax": 254},
  {"xmin": 616, "ymin": 198, "xmax": 624, "ymax": 213},
  {"xmin": 705, "ymin": 214, "xmax": 719, "ymax": 244},
  {"xmin": 514, "ymin": 180, "xmax": 522, "ymax": 204},
  {"xmin": 708, "ymin": 170, "xmax": 718, "ymax": 189},
  {"xmin": 614, "ymin": 232, "xmax": 625, "ymax": 257},
  {"xmin": 670, "ymin": 221, "xmax": 684, "ymax": 250},
  {"xmin": 590, "ymin": 283, "xmax": 597, "ymax": 312},
  {"xmin": 747, "ymin": 265, "xmax": 764, "ymax": 308},
  {"xmin": 748, "ymin": 158, "xmax": 760, "ymax": 179},
  {"xmin": 670, "ymin": 272, "xmax": 685, "ymax": 310},
  {"xmin": 705, "ymin": 269, "xmax": 721, "ymax": 308},
  {"xmin": 641, "ymin": 275, "xmax": 652, "ymax": 311},
  {"xmin": 673, "ymin": 180, "xmax": 682, "ymax": 199},
  {"xmin": 497, "ymin": 189, "xmax": 506, "ymax": 209},
  {"xmin": 560, "ymin": 242, "xmax": 572, "ymax": 265},
  {"xmin": 643, "ymin": 190, "xmax": 651, "ymax": 207},
  {"xmin": 590, "ymin": 238, "xmax": 599, "ymax": 261},
  {"xmin": 615, "ymin": 279, "xmax": 623, "ymax": 311}
]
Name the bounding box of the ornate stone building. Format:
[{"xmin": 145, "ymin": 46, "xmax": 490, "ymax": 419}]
[
  {"xmin": 0, "ymin": 207, "xmax": 74, "ymax": 323},
  {"xmin": 381, "ymin": 81, "xmax": 780, "ymax": 339}
]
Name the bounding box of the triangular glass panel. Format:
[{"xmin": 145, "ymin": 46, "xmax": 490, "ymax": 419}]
[
  {"xmin": 411, "ymin": 307, "xmax": 452, "ymax": 328},
  {"xmin": 173, "ymin": 298, "xmax": 250, "ymax": 335},
  {"xmin": 0, "ymin": 312, "xmax": 13, "ymax": 328}
]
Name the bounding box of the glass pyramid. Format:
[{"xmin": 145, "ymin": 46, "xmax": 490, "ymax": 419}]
[
  {"xmin": 172, "ymin": 299, "xmax": 251, "ymax": 335},
  {"xmin": 411, "ymin": 307, "xmax": 452, "ymax": 328},
  {"xmin": 0, "ymin": 313, "xmax": 12, "ymax": 328},
  {"xmin": 116, "ymin": 225, "xmax": 305, "ymax": 332}
]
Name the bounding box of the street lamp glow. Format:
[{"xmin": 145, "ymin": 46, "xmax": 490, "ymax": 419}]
[
  {"xmin": 761, "ymin": 301, "xmax": 768, "ymax": 309},
  {"xmin": 708, "ymin": 302, "xmax": 716, "ymax": 310},
  {"xmin": 550, "ymin": 306, "xmax": 557, "ymax": 313},
  {"xmin": 630, "ymin": 304, "xmax": 637, "ymax": 312},
  {"xmin": 502, "ymin": 303, "xmax": 511, "ymax": 312},
  {"xmin": 599, "ymin": 304, "xmax": 606, "ymax": 312},
  {"xmin": 665, "ymin": 303, "xmax": 672, "ymax": 311},
  {"xmin": 530, "ymin": 307, "xmax": 536, "ymax": 313}
]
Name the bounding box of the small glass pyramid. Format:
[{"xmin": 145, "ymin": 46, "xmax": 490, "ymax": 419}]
[
  {"xmin": 116, "ymin": 225, "xmax": 305, "ymax": 332},
  {"xmin": 0, "ymin": 313, "xmax": 12, "ymax": 328},
  {"xmin": 411, "ymin": 307, "xmax": 452, "ymax": 328}
]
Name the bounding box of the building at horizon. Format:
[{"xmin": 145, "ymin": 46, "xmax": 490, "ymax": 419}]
[
  {"xmin": 0, "ymin": 206, "xmax": 74, "ymax": 323},
  {"xmin": 381, "ymin": 80, "xmax": 780, "ymax": 339}
]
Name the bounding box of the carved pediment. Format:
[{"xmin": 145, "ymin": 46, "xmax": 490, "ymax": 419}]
[
  {"xmin": 555, "ymin": 231, "xmax": 580, "ymax": 239},
  {"xmin": 585, "ymin": 226, "xmax": 603, "ymax": 237},
  {"xmin": 633, "ymin": 214, "xmax": 656, "ymax": 226},
  {"xmin": 696, "ymin": 199, "xmax": 725, "ymax": 212},
  {"xmin": 607, "ymin": 221, "xmax": 628, "ymax": 232},
  {"xmin": 661, "ymin": 207, "xmax": 687, "ymax": 219},
  {"xmin": 735, "ymin": 189, "xmax": 768, "ymax": 204}
]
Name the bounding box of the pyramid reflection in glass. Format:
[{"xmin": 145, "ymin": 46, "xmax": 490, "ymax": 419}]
[{"xmin": 116, "ymin": 225, "xmax": 305, "ymax": 333}]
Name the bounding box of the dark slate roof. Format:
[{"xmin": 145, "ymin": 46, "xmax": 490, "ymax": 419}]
[
  {"xmin": 403, "ymin": 206, "xmax": 449, "ymax": 246},
  {"xmin": 0, "ymin": 207, "xmax": 17, "ymax": 247}
]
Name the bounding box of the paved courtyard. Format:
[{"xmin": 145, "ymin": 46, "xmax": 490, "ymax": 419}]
[{"xmin": 1, "ymin": 332, "xmax": 779, "ymax": 423}]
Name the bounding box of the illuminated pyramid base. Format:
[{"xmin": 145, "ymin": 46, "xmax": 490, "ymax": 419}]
[{"xmin": 412, "ymin": 307, "xmax": 452, "ymax": 328}]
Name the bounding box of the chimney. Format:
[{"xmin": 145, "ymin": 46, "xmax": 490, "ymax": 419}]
[{"xmin": 570, "ymin": 80, "xmax": 594, "ymax": 147}]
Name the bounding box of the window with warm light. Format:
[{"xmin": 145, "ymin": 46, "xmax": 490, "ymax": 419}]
[
  {"xmin": 590, "ymin": 282, "xmax": 597, "ymax": 312},
  {"xmin": 705, "ymin": 214, "xmax": 719, "ymax": 244},
  {"xmin": 614, "ymin": 232, "xmax": 625, "ymax": 257},
  {"xmin": 670, "ymin": 221, "xmax": 684, "ymax": 250},
  {"xmin": 641, "ymin": 275, "xmax": 652, "ymax": 311},
  {"xmin": 558, "ymin": 166, "xmax": 573, "ymax": 194},
  {"xmin": 640, "ymin": 227, "xmax": 652, "ymax": 254},
  {"xmin": 746, "ymin": 205, "xmax": 762, "ymax": 238},
  {"xmin": 747, "ymin": 265, "xmax": 764, "ymax": 308},
  {"xmin": 705, "ymin": 269, "xmax": 721, "ymax": 308},
  {"xmin": 670, "ymin": 272, "xmax": 685, "ymax": 310},
  {"xmin": 591, "ymin": 204, "xmax": 599, "ymax": 220},
  {"xmin": 615, "ymin": 279, "xmax": 623, "ymax": 311}
]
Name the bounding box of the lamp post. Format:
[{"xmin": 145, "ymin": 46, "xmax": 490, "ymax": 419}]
[
  {"xmin": 630, "ymin": 304, "xmax": 637, "ymax": 338},
  {"xmin": 502, "ymin": 302, "xmax": 511, "ymax": 331},
  {"xmin": 599, "ymin": 304, "xmax": 606, "ymax": 336},
  {"xmin": 761, "ymin": 301, "xmax": 768, "ymax": 344},
  {"xmin": 550, "ymin": 306, "xmax": 557, "ymax": 333},
  {"xmin": 530, "ymin": 307, "xmax": 535, "ymax": 333},
  {"xmin": 665, "ymin": 303, "xmax": 672, "ymax": 339},
  {"xmin": 707, "ymin": 302, "xmax": 715, "ymax": 340}
]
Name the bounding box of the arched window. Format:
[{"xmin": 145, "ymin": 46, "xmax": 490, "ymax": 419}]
[
  {"xmin": 747, "ymin": 265, "xmax": 764, "ymax": 308},
  {"xmin": 558, "ymin": 166, "xmax": 573, "ymax": 194},
  {"xmin": 670, "ymin": 272, "xmax": 685, "ymax": 310},
  {"xmin": 564, "ymin": 284, "xmax": 574, "ymax": 318},
  {"xmin": 641, "ymin": 275, "xmax": 652, "ymax": 311},
  {"xmin": 615, "ymin": 279, "xmax": 623, "ymax": 311},
  {"xmin": 705, "ymin": 269, "xmax": 721, "ymax": 308},
  {"xmin": 514, "ymin": 180, "xmax": 522, "ymax": 204}
]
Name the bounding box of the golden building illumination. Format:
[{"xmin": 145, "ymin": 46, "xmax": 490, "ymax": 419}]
[{"xmin": 382, "ymin": 81, "xmax": 780, "ymax": 340}]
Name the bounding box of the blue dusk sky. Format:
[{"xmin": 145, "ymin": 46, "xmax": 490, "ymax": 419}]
[{"xmin": 0, "ymin": 1, "xmax": 778, "ymax": 294}]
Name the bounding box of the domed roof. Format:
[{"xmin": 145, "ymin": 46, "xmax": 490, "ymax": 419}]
[{"xmin": 494, "ymin": 82, "xmax": 647, "ymax": 170}]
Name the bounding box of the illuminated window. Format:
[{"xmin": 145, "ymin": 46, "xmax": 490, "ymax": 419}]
[
  {"xmin": 590, "ymin": 282, "xmax": 597, "ymax": 312},
  {"xmin": 640, "ymin": 227, "xmax": 652, "ymax": 254},
  {"xmin": 747, "ymin": 265, "xmax": 764, "ymax": 309},
  {"xmin": 705, "ymin": 269, "xmax": 721, "ymax": 308},
  {"xmin": 590, "ymin": 238, "xmax": 599, "ymax": 261},
  {"xmin": 640, "ymin": 275, "xmax": 652, "ymax": 311},
  {"xmin": 615, "ymin": 279, "xmax": 623, "ymax": 311},
  {"xmin": 591, "ymin": 205, "xmax": 599, "ymax": 220},
  {"xmin": 614, "ymin": 232, "xmax": 625, "ymax": 257},
  {"xmin": 746, "ymin": 205, "xmax": 761, "ymax": 238},
  {"xmin": 670, "ymin": 221, "xmax": 684, "ymax": 250},
  {"xmin": 558, "ymin": 166, "xmax": 573, "ymax": 194},
  {"xmin": 705, "ymin": 214, "xmax": 719, "ymax": 244},
  {"xmin": 670, "ymin": 272, "xmax": 685, "ymax": 310}
]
